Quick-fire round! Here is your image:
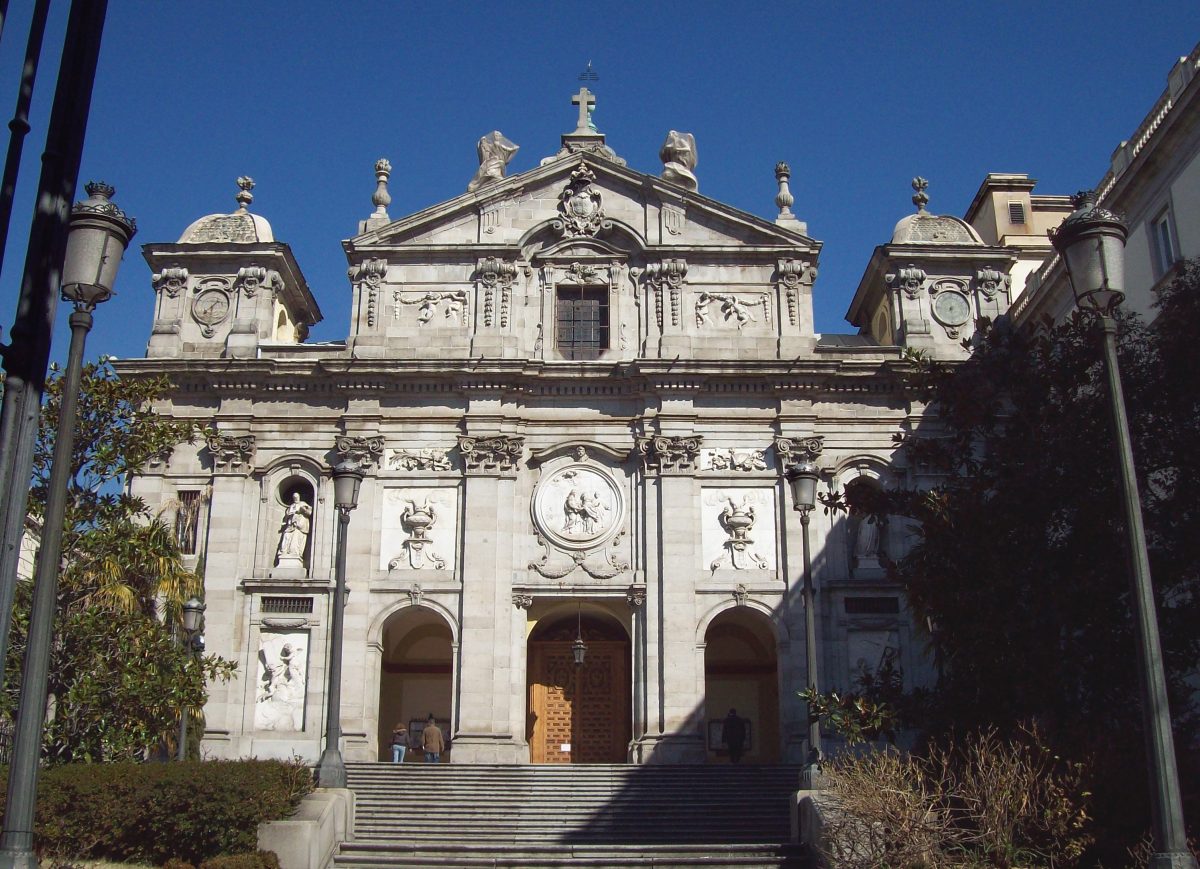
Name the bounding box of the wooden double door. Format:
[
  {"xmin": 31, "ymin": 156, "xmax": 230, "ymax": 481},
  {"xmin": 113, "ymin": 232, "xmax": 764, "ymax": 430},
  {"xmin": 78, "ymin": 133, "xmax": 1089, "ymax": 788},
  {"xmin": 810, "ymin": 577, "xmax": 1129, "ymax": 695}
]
[{"xmin": 528, "ymin": 639, "xmax": 630, "ymax": 764}]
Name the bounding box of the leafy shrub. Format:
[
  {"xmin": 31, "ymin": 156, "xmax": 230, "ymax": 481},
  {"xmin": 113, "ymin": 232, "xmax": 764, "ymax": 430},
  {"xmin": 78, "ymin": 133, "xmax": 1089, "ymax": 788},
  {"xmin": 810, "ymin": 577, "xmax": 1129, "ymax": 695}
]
[
  {"xmin": 818, "ymin": 726, "xmax": 1092, "ymax": 868},
  {"xmin": 200, "ymin": 852, "xmax": 282, "ymax": 869},
  {"xmin": 0, "ymin": 759, "xmax": 311, "ymax": 864}
]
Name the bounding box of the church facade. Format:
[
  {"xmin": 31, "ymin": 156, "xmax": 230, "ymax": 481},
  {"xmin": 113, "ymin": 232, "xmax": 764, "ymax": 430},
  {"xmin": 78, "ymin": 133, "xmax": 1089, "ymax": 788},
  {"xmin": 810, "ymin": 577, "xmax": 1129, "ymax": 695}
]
[{"xmin": 117, "ymin": 93, "xmax": 1017, "ymax": 765}]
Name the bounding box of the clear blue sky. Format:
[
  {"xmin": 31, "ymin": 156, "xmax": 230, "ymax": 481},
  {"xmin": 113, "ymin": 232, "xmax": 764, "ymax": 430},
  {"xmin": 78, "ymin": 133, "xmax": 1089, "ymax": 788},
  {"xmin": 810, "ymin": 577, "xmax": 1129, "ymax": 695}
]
[{"xmin": 0, "ymin": 2, "xmax": 1194, "ymax": 362}]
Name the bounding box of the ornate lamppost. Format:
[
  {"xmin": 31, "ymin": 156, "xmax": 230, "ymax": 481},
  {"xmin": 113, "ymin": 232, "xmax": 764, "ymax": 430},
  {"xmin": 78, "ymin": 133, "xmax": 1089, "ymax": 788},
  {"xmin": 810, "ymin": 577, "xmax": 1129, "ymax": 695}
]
[
  {"xmin": 0, "ymin": 181, "xmax": 135, "ymax": 868},
  {"xmin": 786, "ymin": 454, "xmax": 822, "ymax": 786},
  {"xmin": 1051, "ymin": 192, "xmax": 1196, "ymax": 869},
  {"xmin": 316, "ymin": 461, "xmax": 363, "ymax": 788},
  {"xmin": 177, "ymin": 597, "xmax": 206, "ymax": 761}
]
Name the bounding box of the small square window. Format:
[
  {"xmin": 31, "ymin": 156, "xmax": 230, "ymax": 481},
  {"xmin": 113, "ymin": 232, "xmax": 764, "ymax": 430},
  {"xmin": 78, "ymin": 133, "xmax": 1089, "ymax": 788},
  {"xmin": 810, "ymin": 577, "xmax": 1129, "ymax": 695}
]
[
  {"xmin": 1007, "ymin": 201, "xmax": 1026, "ymax": 225},
  {"xmin": 1151, "ymin": 208, "xmax": 1179, "ymax": 279}
]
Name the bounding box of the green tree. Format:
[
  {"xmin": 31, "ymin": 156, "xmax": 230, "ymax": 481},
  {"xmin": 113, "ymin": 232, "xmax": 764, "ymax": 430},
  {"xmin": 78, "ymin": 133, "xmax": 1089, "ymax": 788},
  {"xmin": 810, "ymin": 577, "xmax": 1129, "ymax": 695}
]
[
  {"xmin": 4, "ymin": 360, "xmax": 235, "ymax": 761},
  {"xmin": 826, "ymin": 261, "xmax": 1200, "ymax": 863}
]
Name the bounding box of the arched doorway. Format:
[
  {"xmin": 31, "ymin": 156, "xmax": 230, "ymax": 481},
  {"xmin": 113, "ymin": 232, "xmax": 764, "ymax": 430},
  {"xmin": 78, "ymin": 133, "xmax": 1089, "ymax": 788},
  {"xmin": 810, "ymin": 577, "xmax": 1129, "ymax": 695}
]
[
  {"xmin": 377, "ymin": 607, "xmax": 453, "ymax": 761},
  {"xmin": 527, "ymin": 607, "xmax": 631, "ymax": 764},
  {"xmin": 704, "ymin": 608, "xmax": 780, "ymax": 763}
]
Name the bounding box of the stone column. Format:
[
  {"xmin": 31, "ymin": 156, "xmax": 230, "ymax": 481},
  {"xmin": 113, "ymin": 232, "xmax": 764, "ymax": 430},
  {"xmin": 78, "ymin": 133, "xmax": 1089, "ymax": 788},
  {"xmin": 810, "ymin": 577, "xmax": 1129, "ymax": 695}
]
[
  {"xmin": 626, "ymin": 583, "xmax": 647, "ymax": 761},
  {"xmin": 635, "ymin": 435, "xmax": 706, "ymax": 763},
  {"xmin": 199, "ymin": 433, "xmax": 257, "ymax": 756},
  {"xmin": 451, "ymin": 434, "xmax": 525, "ymax": 763}
]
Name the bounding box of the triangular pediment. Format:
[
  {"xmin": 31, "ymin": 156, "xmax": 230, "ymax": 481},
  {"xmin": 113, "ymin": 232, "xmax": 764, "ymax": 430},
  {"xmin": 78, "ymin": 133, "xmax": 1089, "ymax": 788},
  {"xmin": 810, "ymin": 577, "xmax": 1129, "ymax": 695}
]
[{"xmin": 348, "ymin": 153, "xmax": 818, "ymax": 256}]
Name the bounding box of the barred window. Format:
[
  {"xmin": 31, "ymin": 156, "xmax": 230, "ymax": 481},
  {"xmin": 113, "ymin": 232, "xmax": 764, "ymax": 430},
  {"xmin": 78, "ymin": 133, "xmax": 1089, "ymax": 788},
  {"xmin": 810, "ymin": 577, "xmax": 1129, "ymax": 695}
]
[
  {"xmin": 556, "ymin": 286, "xmax": 608, "ymax": 360},
  {"xmin": 261, "ymin": 596, "xmax": 314, "ymax": 614},
  {"xmin": 844, "ymin": 596, "xmax": 900, "ymax": 615}
]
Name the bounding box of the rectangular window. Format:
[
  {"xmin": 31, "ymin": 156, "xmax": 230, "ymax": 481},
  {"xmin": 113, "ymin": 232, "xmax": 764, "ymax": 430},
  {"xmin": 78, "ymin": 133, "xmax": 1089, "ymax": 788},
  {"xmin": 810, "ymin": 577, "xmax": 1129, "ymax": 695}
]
[
  {"xmin": 844, "ymin": 596, "xmax": 901, "ymax": 615},
  {"xmin": 261, "ymin": 596, "xmax": 314, "ymax": 614},
  {"xmin": 555, "ymin": 286, "xmax": 609, "ymax": 360},
  {"xmin": 1007, "ymin": 200, "xmax": 1026, "ymax": 225},
  {"xmin": 175, "ymin": 490, "xmax": 201, "ymax": 555},
  {"xmin": 1151, "ymin": 208, "xmax": 1179, "ymax": 278}
]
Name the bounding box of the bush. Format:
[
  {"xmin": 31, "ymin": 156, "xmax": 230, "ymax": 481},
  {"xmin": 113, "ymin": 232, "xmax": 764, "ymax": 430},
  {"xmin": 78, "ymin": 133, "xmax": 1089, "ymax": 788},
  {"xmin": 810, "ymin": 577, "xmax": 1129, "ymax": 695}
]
[
  {"xmin": 0, "ymin": 759, "xmax": 311, "ymax": 864},
  {"xmin": 200, "ymin": 852, "xmax": 282, "ymax": 869},
  {"xmin": 818, "ymin": 727, "xmax": 1092, "ymax": 868}
]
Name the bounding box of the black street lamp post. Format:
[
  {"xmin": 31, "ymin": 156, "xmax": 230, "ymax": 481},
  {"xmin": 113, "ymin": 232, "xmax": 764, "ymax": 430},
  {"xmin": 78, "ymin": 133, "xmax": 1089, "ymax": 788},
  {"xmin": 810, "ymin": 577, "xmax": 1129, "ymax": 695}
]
[
  {"xmin": 1051, "ymin": 191, "xmax": 1197, "ymax": 869},
  {"xmin": 178, "ymin": 597, "xmax": 206, "ymax": 762},
  {"xmin": 0, "ymin": 181, "xmax": 135, "ymax": 869},
  {"xmin": 316, "ymin": 462, "xmax": 363, "ymax": 788},
  {"xmin": 786, "ymin": 455, "xmax": 822, "ymax": 786}
]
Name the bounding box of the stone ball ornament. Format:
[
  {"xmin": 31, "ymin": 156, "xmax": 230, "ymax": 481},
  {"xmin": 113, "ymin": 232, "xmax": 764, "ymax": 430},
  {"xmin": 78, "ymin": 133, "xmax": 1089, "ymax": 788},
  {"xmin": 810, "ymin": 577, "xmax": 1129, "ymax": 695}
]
[{"xmin": 532, "ymin": 463, "xmax": 623, "ymax": 551}]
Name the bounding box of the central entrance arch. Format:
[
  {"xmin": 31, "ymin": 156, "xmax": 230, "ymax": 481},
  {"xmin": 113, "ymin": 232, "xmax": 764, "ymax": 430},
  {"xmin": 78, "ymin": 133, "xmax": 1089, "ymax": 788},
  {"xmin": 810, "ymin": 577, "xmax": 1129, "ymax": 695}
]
[
  {"xmin": 527, "ymin": 607, "xmax": 631, "ymax": 764},
  {"xmin": 376, "ymin": 607, "xmax": 453, "ymax": 761}
]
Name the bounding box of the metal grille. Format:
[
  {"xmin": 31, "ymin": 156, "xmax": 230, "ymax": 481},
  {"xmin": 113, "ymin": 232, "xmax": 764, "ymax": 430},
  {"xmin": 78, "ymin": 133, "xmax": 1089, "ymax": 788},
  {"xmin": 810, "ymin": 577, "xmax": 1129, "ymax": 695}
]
[
  {"xmin": 556, "ymin": 286, "xmax": 608, "ymax": 360},
  {"xmin": 261, "ymin": 596, "xmax": 314, "ymax": 614},
  {"xmin": 844, "ymin": 596, "xmax": 900, "ymax": 614},
  {"xmin": 1008, "ymin": 200, "xmax": 1026, "ymax": 224}
]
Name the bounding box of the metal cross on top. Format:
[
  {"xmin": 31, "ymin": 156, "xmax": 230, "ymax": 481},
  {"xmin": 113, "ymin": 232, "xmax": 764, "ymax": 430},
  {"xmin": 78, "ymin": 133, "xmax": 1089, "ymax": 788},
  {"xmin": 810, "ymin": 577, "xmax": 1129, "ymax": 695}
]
[{"xmin": 572, "ymin": 87, "xmax": 596, "ymax": 133}]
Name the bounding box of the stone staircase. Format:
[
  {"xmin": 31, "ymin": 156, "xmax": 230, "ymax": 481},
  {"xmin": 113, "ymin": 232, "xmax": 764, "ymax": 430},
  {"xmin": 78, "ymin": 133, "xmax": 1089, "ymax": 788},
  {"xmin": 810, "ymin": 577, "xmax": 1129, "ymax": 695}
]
[{"xmin": 334, "ymin": 762, "xmax": 811, "ymax": 868}]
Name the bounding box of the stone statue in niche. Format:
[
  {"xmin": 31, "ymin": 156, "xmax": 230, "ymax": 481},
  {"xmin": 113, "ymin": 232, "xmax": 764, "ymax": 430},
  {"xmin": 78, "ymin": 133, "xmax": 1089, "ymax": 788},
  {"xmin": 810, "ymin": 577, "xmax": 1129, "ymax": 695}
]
[
  {"xmin": 255, "ymin": 634, "xmax": 307, "ymax": 731},
  {"xmin": 467, "ymin": 131, "xmax": 519, "ymax": 193},
  {"xmin": 710, "ymin": 494, "xmax": 770, "ymax": 571},
  {"xmin": 275, "ymin": 493, "xmax": 312, "ymax": 568},
  {"xmin": 390, "ymin": 496, "xmax": 448, "ymax": 570},
  {"xmin": 852, "ymin": 515, "xmax": 883, "ymax": 570},
  {"xmin": 659, "ymin": 130, "xmax": 698, "ymax": 191}
]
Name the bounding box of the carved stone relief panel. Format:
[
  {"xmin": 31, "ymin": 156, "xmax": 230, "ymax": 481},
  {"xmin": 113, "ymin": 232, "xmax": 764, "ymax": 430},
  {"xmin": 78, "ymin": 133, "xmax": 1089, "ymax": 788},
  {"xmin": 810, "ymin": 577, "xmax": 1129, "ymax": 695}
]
[
  {"xmin": 701, "ymin": 448, "xmax": 769, "ymax": 472},
  {"xmin": 702, "ymin": 488, "xmax": 777, "ymax": 572},
  {"xmin": 532, "ymin": 463, "xmax": 623, "ymax": 551},
  {"xmin": 254, "ymin": 630, "xmax": 308, "ymax": 732},
  {"xmin": 694, "ymin": 291, "xmax": 771, "ymax": 331},
  {"xmin": 386, "ymin": 448, "xmax": 453, "ymax": 472},
  {"xmin": 380, "ymin": 488, "xmax": 458, "ymax": 571},
  {"xmin": 847, "ymin": 629, "xmax": 900, "ymax": 680},
  {"xmin": 393, "ymin": 289, "xmax": 469, "ymax": 327}
]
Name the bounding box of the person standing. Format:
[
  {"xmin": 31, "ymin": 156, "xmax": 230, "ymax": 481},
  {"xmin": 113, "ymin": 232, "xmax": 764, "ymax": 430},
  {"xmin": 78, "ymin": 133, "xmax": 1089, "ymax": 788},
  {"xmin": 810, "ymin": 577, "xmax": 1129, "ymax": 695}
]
[
  {"xmin": 722, "ymin": 708, "xmax": 747, "ymax": 764},
  {"xmin": 422, "ymin": 714, "xmax": 445, "ymax": 763},
  {"xmin": 390, "ymin": 722, "xmax": 408, "ymax": 763}
]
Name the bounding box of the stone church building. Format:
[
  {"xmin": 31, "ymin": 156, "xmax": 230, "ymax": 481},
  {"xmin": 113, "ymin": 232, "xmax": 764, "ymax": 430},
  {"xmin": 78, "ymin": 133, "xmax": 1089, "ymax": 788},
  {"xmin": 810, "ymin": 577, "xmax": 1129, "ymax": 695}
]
[{"xmin": 117, "ymin": 91, "xmax": 1018, "ymax": 765}]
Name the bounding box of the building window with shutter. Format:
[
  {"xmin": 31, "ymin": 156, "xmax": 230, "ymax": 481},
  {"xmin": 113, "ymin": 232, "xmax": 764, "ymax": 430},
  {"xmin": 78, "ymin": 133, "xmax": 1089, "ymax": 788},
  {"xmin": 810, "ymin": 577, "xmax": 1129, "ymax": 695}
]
[
  {"xmin": 1007, "ymin": 200, "xmax": 1026, "ymax": 225},
  {"xmin": 175, "ymin": 490, "xmax": 201, "ymax": 555},
  {"xmin": 556, "ymin": 286, "xmax": 609, "ymax": 360},
  {"xmin": 1151, "ymin": 207, "xmax": 1179, "ymax": 279}
]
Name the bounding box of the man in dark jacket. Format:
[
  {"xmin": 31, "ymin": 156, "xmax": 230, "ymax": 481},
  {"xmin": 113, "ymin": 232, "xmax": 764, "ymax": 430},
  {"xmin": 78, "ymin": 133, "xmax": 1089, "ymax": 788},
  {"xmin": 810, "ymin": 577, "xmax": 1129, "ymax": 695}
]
[{"xmin": 722, "ymin": 708, "xmax": 746, "ymax": 763}]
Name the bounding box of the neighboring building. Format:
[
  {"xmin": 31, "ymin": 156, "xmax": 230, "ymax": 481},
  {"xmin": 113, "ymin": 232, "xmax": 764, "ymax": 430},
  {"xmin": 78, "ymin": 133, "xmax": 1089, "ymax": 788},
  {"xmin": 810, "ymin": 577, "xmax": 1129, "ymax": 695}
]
[
  {"xmin": 1004, "ymin": 40, "xmax": 1200, "ymax": 327},
  {"xmin": 116, "ymin": 93, "xmax": 1026, "ymax": 766}
]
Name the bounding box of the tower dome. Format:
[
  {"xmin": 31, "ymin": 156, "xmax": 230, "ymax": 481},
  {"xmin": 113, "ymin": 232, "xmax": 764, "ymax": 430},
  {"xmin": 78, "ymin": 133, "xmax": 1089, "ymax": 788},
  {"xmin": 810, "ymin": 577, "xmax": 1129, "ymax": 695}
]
[
  {"xmin": 177, "ymin": 176, "xmax": 273, "ymax": 243},
  {"xmin": 890, "ymin": 177, "xmax": 983, "ymax": 245}
]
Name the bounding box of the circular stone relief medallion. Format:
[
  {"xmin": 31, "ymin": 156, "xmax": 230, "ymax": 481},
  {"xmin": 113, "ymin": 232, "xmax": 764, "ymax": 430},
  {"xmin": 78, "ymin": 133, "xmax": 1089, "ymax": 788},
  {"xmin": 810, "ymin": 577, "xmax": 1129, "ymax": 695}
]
[{"xmin": 532, "ymin": 464, "xmax": 623, "ymax": 551}]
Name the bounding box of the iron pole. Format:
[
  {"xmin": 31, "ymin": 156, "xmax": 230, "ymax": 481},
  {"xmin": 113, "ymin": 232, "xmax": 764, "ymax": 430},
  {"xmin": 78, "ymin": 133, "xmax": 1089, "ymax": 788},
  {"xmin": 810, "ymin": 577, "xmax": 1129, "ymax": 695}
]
[
  {"xmin": 317, "ymin": 507, "xmax": 350, "ymax": 788},
  {"xmin": 800, "ymin": 508, "xmax": 822, "ymax": 770}
]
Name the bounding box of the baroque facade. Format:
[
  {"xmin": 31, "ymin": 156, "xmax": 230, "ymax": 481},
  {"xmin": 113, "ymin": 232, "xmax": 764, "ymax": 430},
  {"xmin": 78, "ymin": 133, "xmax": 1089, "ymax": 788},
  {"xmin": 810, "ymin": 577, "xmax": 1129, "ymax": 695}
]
[{"xmin": 117, "ymin": 93, "xmax": 1019, "ymax": 765}]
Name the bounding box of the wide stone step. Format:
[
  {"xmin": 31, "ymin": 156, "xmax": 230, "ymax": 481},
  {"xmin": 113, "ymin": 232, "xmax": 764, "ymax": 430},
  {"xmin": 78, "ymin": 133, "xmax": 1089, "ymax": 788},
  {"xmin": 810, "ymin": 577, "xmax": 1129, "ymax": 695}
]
[{"xmin": 334, "ymin": 841, "xmax": 810, "ymax": 868}]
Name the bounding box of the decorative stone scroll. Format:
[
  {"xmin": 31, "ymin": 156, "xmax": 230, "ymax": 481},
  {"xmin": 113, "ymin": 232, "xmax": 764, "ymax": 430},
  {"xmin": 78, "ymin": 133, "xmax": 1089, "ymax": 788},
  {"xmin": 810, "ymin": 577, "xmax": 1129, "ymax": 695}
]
[
  {"xmin": 732, "ymin": 584, "xmax": 749, "ymax": 607},
  {"xmin": 644, "ymin": 259, "xmax": 687, "ymax": 328},
  {"xmin": 235, "ymin": 266, "xmax": 282, "ymax": 301},
  {"xmin": 974, "ymin": 266, "xmax": 1010, "ymax": 302},
  {"xmin": 152, "ymin": 267, "xmax": 188, "ymax": 299},
  {"xmin": 254, "ymin": 631, "xmax": 307, "ymax": 732},
  {"xmin": 774, "ymin": 435, "xmax": 824, "ymax": 475},
  {"xmin": 777, "ymin": 258, "xmax": 816, "ymax": 327},
  {"xmin": 457, "ymin": 435, "xmax": 524, "ymax": 476},
  {"xmin": 396, "ymin": 290, "xmax": 468, "ymax": 326},
  {"xmin": 662, "ymin": 203, "xmax": 685, "ymax": 236},
  {"xmin": 349, "ymin": 258, "xmax": 388, "ymax": 328},
  {"xmin": 206, "ymin": 432, "xmax": 256, "ymax": 473},
  {"xmin": 528, "ymin": 528, "xmax": 629, "ymax": 580},
  {"xmin": 554, "ymin": 163, "xmax": 610, "ymax": 238},
  {"xmin": 408, "ymin": 582, "xmax": 423, "ymax": 607},
  {"xmin": 887, "ymin": 265, "xmax": 927, "ymax": 301},
  {"xmin": 334, "ymin": 435, "xmax": 384, "ymax": 472},
  {"xmin": 636, "ymin": 435, "xmax": 701, "ymax": 475},
  {"xmin": 625, "ymin": 584, "xmax": 646, "ymax": 609},
  {"xmin": 512, "ymin": 593, "xmax": 534, "ymax": 610},
  {"xmin": 477, "ymin": 256, "xmax": 517, "ymax": 328},
  {"xmin": 387, "ymin": 448, "xmax": 453, "ymax": 472}
]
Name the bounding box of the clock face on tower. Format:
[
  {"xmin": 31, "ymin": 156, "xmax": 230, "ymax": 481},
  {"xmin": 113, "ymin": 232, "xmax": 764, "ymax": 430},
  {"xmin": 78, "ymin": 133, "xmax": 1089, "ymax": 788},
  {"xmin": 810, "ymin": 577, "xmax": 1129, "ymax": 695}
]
[
  {"xmin": 192, "ymin": 288, "xmax": 231, "ymax": 336},
  {"xmin": 932, "ymin": 289, "xmax": 970, "ymax": 327}
]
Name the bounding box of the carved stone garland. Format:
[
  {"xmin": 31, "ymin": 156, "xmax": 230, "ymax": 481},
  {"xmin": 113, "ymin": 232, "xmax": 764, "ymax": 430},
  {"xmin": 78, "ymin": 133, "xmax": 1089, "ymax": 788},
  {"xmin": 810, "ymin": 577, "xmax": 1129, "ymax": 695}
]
[
  {"xmin": 529, "ymin": 528, "xmax": 630, "ymax": 580},
  {"xmin": 349, "ymin": 258, "xmax": 388, "ymax": 328},
  {"xmin": 206, "ymin": 432, "xmax": 256, "ymax": 473},
  {"xmin": 477, "ymin": 256, "xmax": 517, "ymax": 328},
  {"xmin": 777, "ymin": 258, "xmax": 816, "ymax": 328},
  {"xmin": 644, "ymin": 259, "xmax": 687, "ymax": 329},
  {"xmin": 636, "ymin": 435, "xmax": 702, "ymax": 475}
]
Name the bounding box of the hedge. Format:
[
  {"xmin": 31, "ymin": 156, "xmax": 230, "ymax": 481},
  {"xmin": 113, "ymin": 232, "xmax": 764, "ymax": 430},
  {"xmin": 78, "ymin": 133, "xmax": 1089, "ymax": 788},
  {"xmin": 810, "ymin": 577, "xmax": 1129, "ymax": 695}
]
[{"xmin": 0, "ymin": 759, "xmax": 312, "ymax": 865}]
